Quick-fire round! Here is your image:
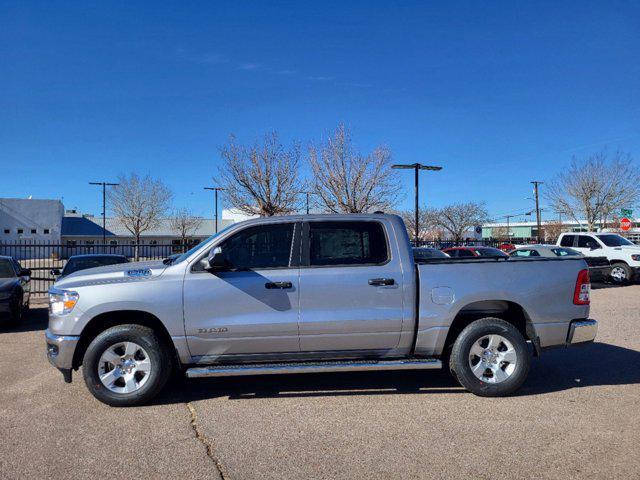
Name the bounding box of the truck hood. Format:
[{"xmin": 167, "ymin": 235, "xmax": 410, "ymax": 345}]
[
  {"xmin": 615, "ymin": 245, "xmax": 640, "ymax": 253},
  {"xmin": 53, "ymin": 260, "xmax": 169, "ymax": 290}
]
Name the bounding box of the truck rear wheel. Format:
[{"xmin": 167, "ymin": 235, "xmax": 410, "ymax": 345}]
[
  {"xmin": 449, "ymin": 317, "xmax": 530, "ymax": 397},
  {"xmin": 82, "ymin": 324, "xmax": 171, "ymax": 407}
]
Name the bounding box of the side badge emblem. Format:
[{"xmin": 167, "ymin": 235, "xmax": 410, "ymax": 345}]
[{"xmin": 126, "ymin": 268, "xmax": 152, "ymax": 278}]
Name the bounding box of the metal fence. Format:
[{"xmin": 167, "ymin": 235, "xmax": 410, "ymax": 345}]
[
  {"xmin": 412, "ymin": 238, "xmax": 534, "ymax": 248},
  {"xmin": 0, "ymin": 241, "xmax": 191, "ymax": 296}
]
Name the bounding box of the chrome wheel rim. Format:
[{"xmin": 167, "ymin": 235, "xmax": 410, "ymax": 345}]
[
  {"xmin": 98, "ymin": 342, "xmax": 151, "ymax": 394},
  {"xmin": 611, "ymin": 266, "xmax": 626, "ymax": 282},
  {"xmin": 468, "ymin": 334, "xmax": 517, "ymax": 384}
]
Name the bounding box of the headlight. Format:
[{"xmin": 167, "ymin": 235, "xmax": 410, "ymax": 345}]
[
  {"xmin": 49, "ymin": 289, "xmax": 79, "ymax": 315},
  {"xmin": 631, "ymin": 254, "xmax": 640, "ymax": 261}
]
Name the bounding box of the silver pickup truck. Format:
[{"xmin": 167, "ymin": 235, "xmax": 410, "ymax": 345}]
[{"xmin": 46, "ymin": 214, "xmax": 597, "ymax": 406}]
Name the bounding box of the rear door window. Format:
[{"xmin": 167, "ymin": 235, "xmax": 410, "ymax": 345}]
[
  {"xmin": 577, "ymin": 235, "xmax": 600, "ymax": 249},
  {"xmin": 456, "ymin": 249, "xmax": 475, "ymax": 258},
  {"xmin": 559, "ymin": 235, "xmax": 575, "ymax": 247},
  {"xmin": 307, "ymin": 221, "xmax": 388, "ymax": 266}
]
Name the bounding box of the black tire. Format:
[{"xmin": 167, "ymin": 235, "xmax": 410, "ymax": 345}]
[
  {"xmin": 82, "ymin": 324, "xmax": 172, "ymax": 407},
  {"xmin": 7, "ymin": 295, "xmax": 22, "ymax": 326},
  {"xmin": 449, "ymin": 317, "xmax": 530, "ymax": 397},
  {"xmin": 22, "ymin": 296, "xmax": 29, "ymax": 313},
  {"xmin": 610, "ymin": 262, "xmax": 631, "ymax": 284}
]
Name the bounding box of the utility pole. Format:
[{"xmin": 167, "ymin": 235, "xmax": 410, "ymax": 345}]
[
  {"xmin": 531, "ymin": 181, "xmax": 543, "ymax": 242},
  {"xmin": 89, "ymin": 181, "xmax": 119, "ymax": 247},
  {"xmin": 392, "ymin": 163, "xmax": 442, "ymax": 244},
  {"xmin": 504, "ymin": 214, "xmax": 514, "ymax": 238},
  {"xmin": 204, "ymin": 187, "xmax": 225, "ymax": 233}
]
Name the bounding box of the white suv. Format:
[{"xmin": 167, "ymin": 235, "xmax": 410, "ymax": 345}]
[{"xmin": 557, "ymin": 232, "xmax": 640, "ymax": 283}]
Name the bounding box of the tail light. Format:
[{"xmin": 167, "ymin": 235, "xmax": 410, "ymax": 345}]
[{"xmin": 573, "ymin": 269, "xmax": 590, "ymax": 305}]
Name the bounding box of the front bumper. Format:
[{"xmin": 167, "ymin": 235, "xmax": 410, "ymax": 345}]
[
  {"xmin": 566, "ymin": 319, "xmax": 598, "ymax": 345},
  {"xmin": 45, "ymin": 329, "xmax": 80, "ymax": 382}
]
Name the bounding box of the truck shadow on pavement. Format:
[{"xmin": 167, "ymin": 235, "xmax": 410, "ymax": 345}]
[
  {"xmin": 1, "ymin": 305, "xmax": 48, "ymax": 334},
  {"xmin": 156, "ymin": 342, "xmax": 640, "ymax": 404},
  {"xmin": 8, "ymin": 307, "xmax": 639, "ymax": 402}
]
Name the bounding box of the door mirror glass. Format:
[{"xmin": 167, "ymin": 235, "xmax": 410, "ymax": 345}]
[{"xmin": 206, "ymin": 247, "xmax": 229, "ymax": 272}]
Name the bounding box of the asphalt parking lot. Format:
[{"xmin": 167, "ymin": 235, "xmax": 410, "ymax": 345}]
[{"xmin": 1, "ymin": 285, "xmax": 639, "ymax": 480}]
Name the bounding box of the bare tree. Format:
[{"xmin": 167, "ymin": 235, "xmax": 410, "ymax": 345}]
[
  {"xmin": 309, "ymin": 124, "xmax": 401, "ymax": 213},
  {"xmin": 397, "ymin": 208, "xmax": 433, "ymax": 241},
  {"xmin": 109, "ymin": 173, "xmax": 173, "ymax": 260},
  {"xmin": 491, "ymin": 225, "xmax": 510, "ymax": 241},
  {"xmin": 427, "ymin": 202, "xmax": 490, "ymax": 241},
  {"xmin": 545, "ymin": 151, "xmax": 640, "ymax": 231},
  {"xmin": 541, "ymin": 220, "xmax": 566, "ymax": 242},
  {"xmin": 170, "ymin": 208, "xmax": 203, "ymax": 247},
  {"xmin": 218, "ymin": 133, "xmax": 301, "ymax": 216}
]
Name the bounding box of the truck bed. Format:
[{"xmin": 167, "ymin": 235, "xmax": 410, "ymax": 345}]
[{"xmin": 413, "ymin": 256, "xmax": 590, "ymax": 355}]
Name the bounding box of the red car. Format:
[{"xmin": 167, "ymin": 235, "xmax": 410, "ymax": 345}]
[
  {"xmin": 442, "ymin": 246, "xmax": 509, "ymax": 258},
  {"xmin": 498, "ymin": 243, "xmax": 516, "ymax": 253}
]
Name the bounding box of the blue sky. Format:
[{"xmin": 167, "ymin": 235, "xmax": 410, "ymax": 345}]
[{"xmin": 1, "ymin": 1, "xmax": 639, "ymax": 221}]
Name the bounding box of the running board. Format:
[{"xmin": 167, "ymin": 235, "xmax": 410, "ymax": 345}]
[{"xmin": 185, "ymin": 358, "xmax": 442, "ymax": 378}]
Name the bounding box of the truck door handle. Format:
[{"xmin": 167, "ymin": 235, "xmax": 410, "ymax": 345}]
[
  {"xmin": 368, "ymin": 278, "xmax": 395, "ymax": 286},
  {"xmin": 265, "ymin": 281, "xmax": 293, "ymax": 289}
]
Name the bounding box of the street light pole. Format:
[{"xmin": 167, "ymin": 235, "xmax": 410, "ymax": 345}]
[
  {"xmin": 531, "ymin": 181, "xmax": 543, "ymax": 242},
  {"xmin": 89, "ymin": 181, "xmax": 119, "ymax": 247},
  {"xmin": 392, "ymin": 163, "xmax": 443, "ymax": 243},
  {"xmin": 204, "ymin": 187, "xmax": 225, "ymax": 233}
]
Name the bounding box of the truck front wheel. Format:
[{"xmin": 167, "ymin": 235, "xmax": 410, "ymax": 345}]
[
  {"xmin": 449, "ymin": 317, "xmax": 530, "ymax": 397},
  {"xmin": 82, "ymin": 324, "xmax": 171, "ymax": 407}
]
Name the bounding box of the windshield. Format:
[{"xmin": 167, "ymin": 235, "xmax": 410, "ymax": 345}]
[
  {"xmin": 170, "ymin": 224, "xmax": 235, "ymax": 264},
  {"xmin": 62, "ymin": 256, "xmax": 128, "ymax": 276},
  {"xmin": 0, "ymin": 259, "xmax": 15, "ymax": 278},
  {"xmin": 596, "ymin": 234, "xmax": 634, "ymax": 247},
  {"xmin": 551, "ymin": 247, "xmax": 581, "ymax": 257}
]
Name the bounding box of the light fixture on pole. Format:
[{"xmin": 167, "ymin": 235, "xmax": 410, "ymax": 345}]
[
  {"xmin": 204, "ymin": 187, "xmax": 225, "ymax": 233},
  {"xmin": 89, "ymin": 181, "xmax": 119, "ymax": 247},
  {"xmin": 391, "ymin": 163, "xmax": 442, "ymax": 243}
]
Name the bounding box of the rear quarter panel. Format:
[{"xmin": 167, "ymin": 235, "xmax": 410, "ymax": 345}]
[{"xmin": 415, "ymin": 258, "xmax": 590, "ymax": 355}]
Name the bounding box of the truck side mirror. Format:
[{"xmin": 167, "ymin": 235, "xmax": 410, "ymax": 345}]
[{"xmin": 206, "ymin": 247, "xmax": 229, "ymax": 272}]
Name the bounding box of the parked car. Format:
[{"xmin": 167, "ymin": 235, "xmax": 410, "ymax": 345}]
[
  {"xmin": 498, "ymin": 243, "xmax": 517, "ymax": 253},
  {"xmin": 0, "ymin": 256, "xmax": 31, "ymax": 325},
  {"xmin": 442, "ymin": 246, "xmax": 509, "ymax": 258},
  {"xmin": 412, "ymin": 247, "xmax": 450, "ymax": 260},
  {"xmin": 557, "ymin": 232, "xmax": 640, "ymax": 284},
  {"xmin": 509, "ymin": 245, "xmax": 611, "ymax": 283},
  {"xmin": 52, "ymin": 254, "xmax": 129, "ymax": 279},
  {"xmin": 46, "ymin": 214, "xmax": 597, "ymax": 406}
]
